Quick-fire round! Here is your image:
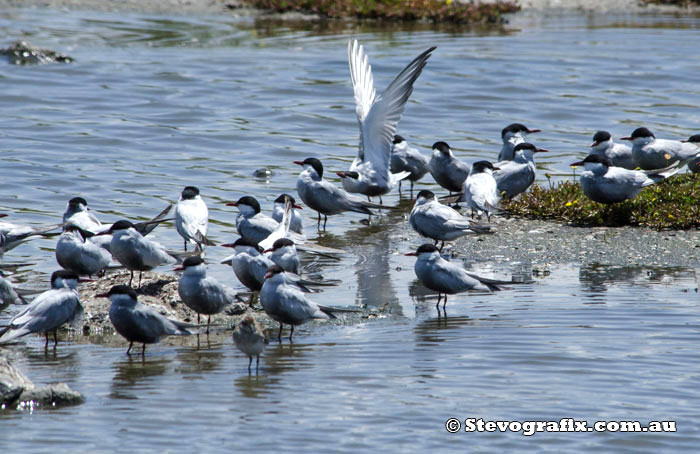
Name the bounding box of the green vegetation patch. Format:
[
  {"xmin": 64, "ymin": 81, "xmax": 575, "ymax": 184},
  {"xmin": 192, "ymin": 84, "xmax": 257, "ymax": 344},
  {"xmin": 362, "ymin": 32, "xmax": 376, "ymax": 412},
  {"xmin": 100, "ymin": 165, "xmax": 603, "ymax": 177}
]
[
  {"xmin": 500, "ymin": 173, "xmax": 700, "ymax": 230},
  {"xmin": 244, "ymin": 0, "xmax": 519, "ymax": 23}
]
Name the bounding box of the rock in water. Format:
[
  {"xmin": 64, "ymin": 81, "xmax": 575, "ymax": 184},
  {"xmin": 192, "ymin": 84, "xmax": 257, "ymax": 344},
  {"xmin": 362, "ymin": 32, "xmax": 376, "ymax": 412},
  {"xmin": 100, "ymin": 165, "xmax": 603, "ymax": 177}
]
[{"xmin": 0, "ymin": 41, "xmax": 73, "ymax": 65}]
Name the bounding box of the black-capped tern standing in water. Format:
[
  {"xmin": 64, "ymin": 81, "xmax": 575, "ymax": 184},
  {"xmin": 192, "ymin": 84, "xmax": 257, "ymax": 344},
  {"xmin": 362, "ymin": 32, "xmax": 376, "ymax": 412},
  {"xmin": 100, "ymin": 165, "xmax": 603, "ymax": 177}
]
[
  {"xmin": 570, "ymin": 155, "xmax": 680, "ymax": 204},
  {"xmin": 390, "ymin": 134, "xmax": 429, "ymax": 195},
  {"xmin": 406, "ymin": 244, "xmax": 506, "ymax": 310},
  {"xmin": 588, "ymin": 131, "xmax": 635, "ymax": 170},
  {"xmin": 460, "ymin": 161, "xmax": 500, "ymax": 221},
  {"xmin": 233, "ymin": 313, "xmax": 266, "ymax": 372},
  {"xmin": 409, "ymin": 190, "xmax": 490, "ymax": 251},
  {"xmin": 681, "ymin": 134, "xmax": 700, "ymax": 173},
  {"xmin": 621, "ymin": 127, "xmax": 700, "ymax": 170},
  {"xmin": 221, "ymin": 238, "xmax": 274, "ymax": 293},
  {"xmin": 264, "ymin": 238, "xmax": 300, "ymax": 275},
  {"xmin": 260, "ymin": 265, "xmax": 337, "ymax": 341},
  {"xmin": 294, "ymin": 157, "xmax": 383, "ymax": 229},
  {"xmin": 103, "ymin": 220, "xmax": 178, "ymax": 288},
  {"xmin": 98, "ymin": 285, "xmax": 194, "ymax": 356},
  {"xmin": 175, "ymin": 186, "xmax": 214, "ymax": 251},
  {"xmin": 428, "ymin": 141, "xmax": 470, "ymax": 195},
  {"xmin": 272, "ymin": 194, "xmax": 304, "ymax": 235},
  {"xmin": 337, "ymin": 40, "xmax": 435, "ymax": 204},
  {"xmin": 0, "ymin": 270, "xmax": 84, "ymax": 347},
  {"xmin": 0, "ymin": 214, "xmax": 62, "ymax": 257},
  {"xmin": 55, "ymin": 225, "xmax": 112, "ymax": 277},
  {"xmin": 175, "ymin": 255, "xmax": 236, "ymax": 332},
  {"xmin": 494, "ymin": 142, "xmax": 548, "ymax": 198},
  {"xmin": 498, "ymin": 123, "xmax": 542, "ymax": 162}
]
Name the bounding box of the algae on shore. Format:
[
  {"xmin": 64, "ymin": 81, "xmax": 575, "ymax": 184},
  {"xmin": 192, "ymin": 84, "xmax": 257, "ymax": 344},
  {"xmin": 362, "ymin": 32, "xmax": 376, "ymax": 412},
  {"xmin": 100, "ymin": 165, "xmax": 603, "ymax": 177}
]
[{"xmin": 501, "ymin": 173, "xmax": 700, "ymax": 230}]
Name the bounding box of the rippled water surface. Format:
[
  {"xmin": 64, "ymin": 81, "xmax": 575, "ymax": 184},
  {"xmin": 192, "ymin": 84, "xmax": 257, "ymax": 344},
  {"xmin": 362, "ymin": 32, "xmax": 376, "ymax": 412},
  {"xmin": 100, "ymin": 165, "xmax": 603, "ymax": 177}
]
[{"xmin": 1, "ymin": 7, "xmax": 700, "ymax": 452}]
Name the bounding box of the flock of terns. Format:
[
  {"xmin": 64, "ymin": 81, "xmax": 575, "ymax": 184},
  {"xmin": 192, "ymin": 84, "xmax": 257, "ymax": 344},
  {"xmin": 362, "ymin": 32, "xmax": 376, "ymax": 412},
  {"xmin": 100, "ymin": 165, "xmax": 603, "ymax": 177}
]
[{"xmin": 2, "ymin": 39, "xmax": 700, "ymax": 372}]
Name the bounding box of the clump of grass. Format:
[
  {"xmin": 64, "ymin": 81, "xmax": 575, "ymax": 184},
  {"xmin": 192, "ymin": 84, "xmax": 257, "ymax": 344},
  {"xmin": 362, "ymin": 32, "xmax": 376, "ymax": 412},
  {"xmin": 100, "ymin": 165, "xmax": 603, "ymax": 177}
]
[
  {"xmin": 500, "ymin": 173, "xmax": 700, "ymax": 230},
  {"xmin": 244, "ymin": 0, "xmax": 519, "ymax": 24}
]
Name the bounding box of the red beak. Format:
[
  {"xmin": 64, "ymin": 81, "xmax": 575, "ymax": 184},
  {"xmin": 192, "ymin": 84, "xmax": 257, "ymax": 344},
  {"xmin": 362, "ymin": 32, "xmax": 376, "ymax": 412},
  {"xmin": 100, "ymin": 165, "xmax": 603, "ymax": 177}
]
[
  {"xmin": 620, "ymin": 136, "xmax": 632, "ymax": 141},
  {"xmin": 535, "ymin": 148, "xmax": 549, "ymax": 153},
  {"xmin": 570, "ymin": 161, "xmax": 584, "ymax": 167},
  {"xmin": 404, "ymin": 252, "xmax": 417, "ymax": 256},
  {"xmin": 0, "ymin": 214, "xmax": 7, "ymax": 218},
  {"xmin": 293, "ymin": 161, "xmax": 304, "ymax": 166},
  {"xmin": 293, "ymin": 204, "xmax": 303, "ymax": 209},
  {"xmin": 527, "ymin": 128, "xmax": 542, "ymax": 134},
  {"xmin": 225, "ymin": 202, "xmax": 238, "ymax": 207},
  {"xmin": 220, "ymin": 243, "xmax": 236, "ymax": 248},
  {"xmin": 336, "ymin": 171, "xmax": 347, "ymax": 178},
  {"xmin": 173, "ymin": 264, "xmax": 184, "ymax": 271},
  {"xmin": 264, "ymin": 272, "xmax": 274, "ymax": 279},
  {"xmin": 589, "ymin": 141, "xmax": 600, "ymax": 147}
]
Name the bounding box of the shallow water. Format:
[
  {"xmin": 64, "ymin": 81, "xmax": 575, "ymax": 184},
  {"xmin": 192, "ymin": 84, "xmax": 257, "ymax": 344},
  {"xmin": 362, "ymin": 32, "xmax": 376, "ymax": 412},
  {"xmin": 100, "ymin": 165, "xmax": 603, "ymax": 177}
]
[{"xmin": 1, "ymin": 7, "xmax": 700, "ymax": 452}]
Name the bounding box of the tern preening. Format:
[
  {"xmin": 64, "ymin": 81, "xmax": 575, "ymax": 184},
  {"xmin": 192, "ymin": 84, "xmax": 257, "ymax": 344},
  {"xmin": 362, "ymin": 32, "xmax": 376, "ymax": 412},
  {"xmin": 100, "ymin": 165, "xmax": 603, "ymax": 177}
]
[
  {"xmin": 0, "ymin": 270, "xmax": 84, "ymax": 347},
  {"xmin": 460, "ymin": 160, "xmax": 500, "ymax": 221}
]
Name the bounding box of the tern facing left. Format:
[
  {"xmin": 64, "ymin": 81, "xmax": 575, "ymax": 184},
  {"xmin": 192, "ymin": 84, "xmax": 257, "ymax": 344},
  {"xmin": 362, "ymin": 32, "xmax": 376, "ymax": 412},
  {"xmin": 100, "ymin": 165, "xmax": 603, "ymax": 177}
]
[
  {"xmin": 264, "ymin": 237, "xmax": 300, "ymax": 275},
  {"xmin": 460, "ymin": 160, "xmax": 500, "ymax": 221},
  {"xmin": 0, "ymin": 270, "xmax": 84, "ymax": 347},
  {"xmin": 338, "ymin": 40, "xmax": 435, "ymax": 203},
  {"xmin": 570, "ymin": 154, "xmax": 680, "ymax": 204},
  {"xmin": 105, "ymin": 220, "xmax": 177, "ymax": 288},
  {"xmin": 260, "ymin": 265, "xmax": 337, "ymax": 341},
  {"xmin": 409, "ymin": 190, "xmax": 489, "ymax": 251},
  {"xmin": 99, "ymin": 285, "xmax": 194, "ymax": 356},
  {"xmin": 175, "ymin": 186, "xmax": 214, "ymax": 251},
  {"xmin": 588, "ymin": 130, "xmax": 635, "ymax": 170},
  {"xmin": 621, "ymin": 127, "xmax": 700, "ymax": 170},
  {"xmin": 176, "ymin": 255, "xmax": 236, "ymax": 332},
  {"xmin": 406, "ymin": 244, "xmax": 505, "ymax": 309},
  {"xmin": 55, "ymin": 225, "xmax": 112, "ymax": 277}
]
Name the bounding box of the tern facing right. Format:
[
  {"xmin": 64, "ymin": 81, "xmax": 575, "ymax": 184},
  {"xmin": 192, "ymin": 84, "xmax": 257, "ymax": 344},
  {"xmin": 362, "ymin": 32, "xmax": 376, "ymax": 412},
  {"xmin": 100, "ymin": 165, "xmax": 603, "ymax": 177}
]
[
  {"xmin": 498, "ymin": 123, "xmax": 541, "ymax": 162},
  {"xmin": 570, "ymin": 154, "xmax": 680, "ymax": 204},
  {"xmin": 494, "ymin": 142, "xmax": 548, "ymax": 198},
  {"xmin": 260, "ymin": 265, "xmax": 337, "ymax": 341},
  {"xmin": 428, "ymin": 141, "xmax": 470, "ymax": 195},
  {"xmin": 176, "ymin": 255, "xmax": 236, "ymax": 332},
  {"xmin": 338, "ymin": 40, "xmax": 435, "ymax": 203},
  {"xmin": 294, "ymin": 157, "xmax": 382, "ymax": 229},
  {"xmin": 0, "ymin": 270, "xmax": 84, "ymax": 347},
  {"xmin": 406, "ymin": 244, "xmax": 504, "ymax": 309},
  {"xmin": 409, "ymin": 190, "xmax": 489, "ymax": 251},
  {"xmin": 232, "ymin": 314, "xmax": 267, "ymax": 372},
  {"xmin": 99, "ymin": 285, "xmax": 194, "ymax": 355}
]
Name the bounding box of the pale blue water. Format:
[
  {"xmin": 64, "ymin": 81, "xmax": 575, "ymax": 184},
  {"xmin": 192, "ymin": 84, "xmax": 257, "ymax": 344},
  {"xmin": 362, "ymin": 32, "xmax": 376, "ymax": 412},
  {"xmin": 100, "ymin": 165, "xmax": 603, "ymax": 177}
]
[{"xmin": 1, "ymin": 7, "xmax": 699, "ymax": 452}]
